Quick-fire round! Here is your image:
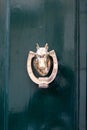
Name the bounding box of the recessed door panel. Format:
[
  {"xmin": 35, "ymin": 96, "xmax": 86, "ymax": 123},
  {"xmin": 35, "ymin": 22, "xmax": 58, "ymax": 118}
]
[{"xmin": 9, "ymin": 0, "xmax": 75, "ymax": 130}]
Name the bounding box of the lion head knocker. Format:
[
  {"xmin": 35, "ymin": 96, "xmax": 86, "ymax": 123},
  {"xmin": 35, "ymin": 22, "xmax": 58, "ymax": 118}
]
[{"xmin": 27, "ymin": 43, "xmax": 58, "ymax": 88}]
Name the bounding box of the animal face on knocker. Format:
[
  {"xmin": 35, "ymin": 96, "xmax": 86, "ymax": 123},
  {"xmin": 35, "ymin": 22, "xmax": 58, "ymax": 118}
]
[
  {"xmin": 27, "ymin": 43, "xmax": 58, "ymax": 87},
  {"xmin": 33, "ymin": 43, "xmax": 51, "ymax": 76}
]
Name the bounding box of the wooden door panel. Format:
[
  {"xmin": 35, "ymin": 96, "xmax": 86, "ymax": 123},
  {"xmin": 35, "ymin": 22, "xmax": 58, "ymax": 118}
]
[
  {"xmin": 8, "ymin": 0, "xmax": 76, "ymax": 130},
  {"xmin": 1, "ymin": 0, "xmax": 87, "ymax": 130}
]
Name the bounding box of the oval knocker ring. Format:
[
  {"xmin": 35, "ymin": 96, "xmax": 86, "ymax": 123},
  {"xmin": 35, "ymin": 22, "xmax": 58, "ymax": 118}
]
[{"xmin": 27, "ymin": 43, "xmax": 58, "ymax": 88}]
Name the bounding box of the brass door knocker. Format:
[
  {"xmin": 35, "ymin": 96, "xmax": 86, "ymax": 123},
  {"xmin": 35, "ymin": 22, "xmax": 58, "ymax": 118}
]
[{"xmin": 27, "ymin": 43, "xmax": 58, "ymax": 88}]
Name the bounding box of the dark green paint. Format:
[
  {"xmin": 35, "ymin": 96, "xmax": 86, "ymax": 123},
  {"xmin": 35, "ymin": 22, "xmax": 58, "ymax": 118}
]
[
  {"xmin": 0, "ymin": 0, "xmax": 9, "ymax": 129},
  {"xmin": 9, "ymin": 0, "xmax": 75, "ymax": 130},
  {"xmin": 0, "ymin": 0, "xmax": 87, "ymax": 130}
]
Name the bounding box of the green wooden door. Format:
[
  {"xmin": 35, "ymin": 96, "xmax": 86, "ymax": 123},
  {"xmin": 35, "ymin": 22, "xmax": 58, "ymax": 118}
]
[{"xmin": 0, "ymin": 0, "xmax": 86, "ymax": 130}]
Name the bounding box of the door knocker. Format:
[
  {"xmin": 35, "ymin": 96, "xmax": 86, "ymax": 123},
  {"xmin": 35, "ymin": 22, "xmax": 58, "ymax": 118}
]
[{"xmin": 27, "ymin": 43, "xmax": 58, "ymax": 88}]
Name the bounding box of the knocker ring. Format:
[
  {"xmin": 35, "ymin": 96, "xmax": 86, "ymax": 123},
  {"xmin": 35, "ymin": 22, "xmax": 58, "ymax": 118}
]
[{"xmin": 27, "ymin": 43, "xmax": 58, "ymax": 88}]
